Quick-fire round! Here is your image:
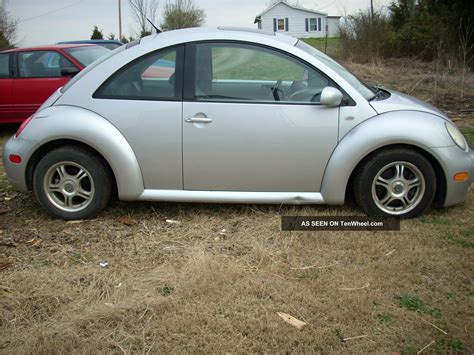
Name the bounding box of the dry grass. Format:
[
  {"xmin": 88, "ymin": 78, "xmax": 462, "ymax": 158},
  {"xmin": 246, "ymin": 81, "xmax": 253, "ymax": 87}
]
[
  {"xmin": 0, "ymin": 59, "xmax": 473, "ymax": 354},
  {"xmin": 345, "ymin": 57, "xmax": 474, "ymax": 129}
]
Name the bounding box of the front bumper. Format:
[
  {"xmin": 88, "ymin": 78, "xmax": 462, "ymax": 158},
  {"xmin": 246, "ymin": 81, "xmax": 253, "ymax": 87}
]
[
  {"xmin": 429, "ymin": 145, "xmax": 474, "ymax": 207},
  {"xmin": 2, "ymin": 135, "xmax": 39, "ymax": 193}
]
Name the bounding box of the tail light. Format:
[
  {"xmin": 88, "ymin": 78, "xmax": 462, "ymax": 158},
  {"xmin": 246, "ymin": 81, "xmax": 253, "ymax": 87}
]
[{"xmin": 15, "ymin": 115, "xmax": 34, "ymax": 137}]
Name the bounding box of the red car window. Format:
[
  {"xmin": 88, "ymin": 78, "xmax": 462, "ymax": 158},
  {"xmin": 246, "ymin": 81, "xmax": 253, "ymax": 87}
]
[
  {"xmin": 18, "ymin": 51, "xmax": 74, "ymax": 78},
  {"xmin": 0, "ymin": 53, "xmax": 10, "ymax": 78}
]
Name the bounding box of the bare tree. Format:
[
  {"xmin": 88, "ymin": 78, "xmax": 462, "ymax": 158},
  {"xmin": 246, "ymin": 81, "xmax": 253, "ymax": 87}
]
[
  {"xmin": 129, "ymin": 0, "xmax": 159, "ymax": 37},
  {"xmin": 161, "ymin": 0, "xmax": 205, "ymax": 31},
  {"xmin": 0, "ymin": 0, "xmax": 17, "ymax": 50},
  {"xmin": 459, "ymin": 18, "xmax": 474, "ymax": 102}
]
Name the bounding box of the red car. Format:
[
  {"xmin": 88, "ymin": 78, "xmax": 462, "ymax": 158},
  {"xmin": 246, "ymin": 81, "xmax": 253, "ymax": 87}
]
[{"xmin": 0, "ymin": 44, "xmax": 110, "ymax": 123}]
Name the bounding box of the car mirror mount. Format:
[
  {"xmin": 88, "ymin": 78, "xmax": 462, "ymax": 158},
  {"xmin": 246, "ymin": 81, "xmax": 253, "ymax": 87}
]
[
  {"xmin": 61, "ymin": 67, "xmax": 80, "ymax": 77},
  {"xmin": 320, "ymin": 86, "xmax": 343, "ymax": 107}
]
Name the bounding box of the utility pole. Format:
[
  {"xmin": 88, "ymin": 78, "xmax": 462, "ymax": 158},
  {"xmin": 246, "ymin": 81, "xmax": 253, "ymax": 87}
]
[
  {"xmin": 370, "ymin": 0, "xmax": 374, "ymax": 22},
  {"xmin": 118, "ymin": 0, "xmax": 122, "ymax": 41}
]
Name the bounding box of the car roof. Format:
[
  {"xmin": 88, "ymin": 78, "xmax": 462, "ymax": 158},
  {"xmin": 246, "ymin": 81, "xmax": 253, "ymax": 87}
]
[
  {"xmin": 1, "ymin": 43, "xmax": 96, "ymax": 53},
  {"xmin": 146, "ymin": 27, "xmax": 298, "ymax": 47},
  {"xmin": 57, "ymin": 40, "xmax": 123, "ymax": 45}
]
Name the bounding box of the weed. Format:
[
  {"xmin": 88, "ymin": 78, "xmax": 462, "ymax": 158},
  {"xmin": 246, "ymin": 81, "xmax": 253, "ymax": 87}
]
[
  {"xmin": 460, "ymin": 127, "xmax": 474, "ymax": 146},
  {"xmin": 215, "ymin": 308, "xmax": 226, "ymax": 317},
  {"xmin": 396, "ymin": 295, "xmax": 426, "ymax": 312},
  {"xmin": 401, "ymin": 345, "xmax": 418, "ymax": 355},
  {"xmin": 419, "ymin": 215, "xmax": 449, "ymax": 225},
  {"xmin": 158, "ymin": 285, "xmax": 174, "ymax": 297},
  {"xmin": 445, "ymin": 228, "xmax": 474, "ymax": 249},
  {"xmin": 68, "ymin": 252, "xmax": 94, "ymax": 265},
  {"xmin": 444, "ymin": 338, "xmax": 464, "ymax": 352},
  {"xmin": 395, "ymin": 295, "xmax": 442, "ymax": 318},
  {"xmin": 377, "ymin": 313, "xmax": 394, "ymax": 323},
  {"xmin": 334, "ymin": 328, "xmax": 344, "ymax": 342}
]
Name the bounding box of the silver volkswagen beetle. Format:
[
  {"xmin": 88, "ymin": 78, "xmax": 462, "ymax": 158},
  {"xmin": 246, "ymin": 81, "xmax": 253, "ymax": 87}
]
[{"xmin": 3, "ymin": 27, "xmax": 473, "ymax": 220}]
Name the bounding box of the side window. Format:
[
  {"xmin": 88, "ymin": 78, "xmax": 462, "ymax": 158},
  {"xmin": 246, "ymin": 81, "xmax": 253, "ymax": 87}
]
[
  {"xmin": 18, "ymin": 51, "xmax": 73, "ymax": 78},
  {"xmin": 194, "ymin": 43, "xmax": 330, "ymax": 104},
  {"xmin": 94, "ymin": 47, "xmax": 180, "ymax": 100},
  {"xmin": 0, "ymin": 53, "xmax": 10, "ymax": 78}
]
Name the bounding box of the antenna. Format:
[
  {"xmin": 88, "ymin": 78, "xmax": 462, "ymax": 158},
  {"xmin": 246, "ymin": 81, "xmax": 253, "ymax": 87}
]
[
  {"xmin": 147, "ymin": 18, "xmax": 162, "ymax": 33},
  {"xmin": 129, "ymin": 0, "xmax": 162, "ymax": 34}
]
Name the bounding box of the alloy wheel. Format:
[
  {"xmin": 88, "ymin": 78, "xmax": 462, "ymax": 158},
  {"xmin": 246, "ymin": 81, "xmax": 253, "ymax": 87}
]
[
  {"xmin": 371, "ymin": 161, "xmax": 425, "ymax": 215},
  {"xmin": 43, "ymin": 161, "xmax": 95, "ymax": 213}
]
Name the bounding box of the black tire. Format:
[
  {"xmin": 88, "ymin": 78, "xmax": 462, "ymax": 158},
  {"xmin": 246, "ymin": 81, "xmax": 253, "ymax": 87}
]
[
  {"xmin": 353, "ymin": 148, "xmax": 436, "ymax": 218},
  {"xmin": 33, "ymin": 146, "xmax": 112, "ymax": 220}
]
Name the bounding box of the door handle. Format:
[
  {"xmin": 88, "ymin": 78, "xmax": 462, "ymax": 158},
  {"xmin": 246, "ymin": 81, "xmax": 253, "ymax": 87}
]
[{"xmin": 185, "ymin": 117, "xmax": 213, "ymax": 123}]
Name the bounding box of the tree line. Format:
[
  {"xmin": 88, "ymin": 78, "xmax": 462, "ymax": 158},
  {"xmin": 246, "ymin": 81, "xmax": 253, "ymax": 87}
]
[
  {"xmin": 339, "ymin": 0, "xmax": 474, "ymax": 65},
  {"xmin": 0, "ymin": 0, "xmax": 205, "ymax": 50},
  {"xmin": 92, "ymin": 0, "xmax": 206, "ymax": 43}
]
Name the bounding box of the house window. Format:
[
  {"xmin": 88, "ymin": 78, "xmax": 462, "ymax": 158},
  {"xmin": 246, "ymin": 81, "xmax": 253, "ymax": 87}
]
[
  {"xmin": 318, "ymin": 18, "xmax": 322, "ymax": 31},
  {"xmin": 277, "ymin": 18, "xmax": 285, "ymax": 31},
  {"xmin": 309, "ymin": 18, "xmax": 317, "ymax": 31}
]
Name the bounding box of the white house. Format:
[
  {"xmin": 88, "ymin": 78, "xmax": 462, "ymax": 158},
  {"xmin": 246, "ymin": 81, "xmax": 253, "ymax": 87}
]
[{"xmin": 254, "ymin": 1, "xmax": 341, "ymax": 38}]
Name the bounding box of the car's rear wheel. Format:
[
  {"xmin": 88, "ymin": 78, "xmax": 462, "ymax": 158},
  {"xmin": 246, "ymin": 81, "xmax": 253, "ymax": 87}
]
[
  {"xmin": 33, "ymin": 146, "xmax": 112, "ymax": 220},
  {"xmin": 353, "ymin": 148, "xmax": 436, "ymax": 218}
]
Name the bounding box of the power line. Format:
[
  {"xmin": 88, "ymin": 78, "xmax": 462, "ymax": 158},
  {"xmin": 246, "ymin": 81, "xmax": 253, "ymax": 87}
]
[
  {"xmin": 316, "ymin": 0, "xmax": 337, "ymax": 12},
  {"xmin": 18, "ymin": 0, "xmax": 84, "ymax": 23}
]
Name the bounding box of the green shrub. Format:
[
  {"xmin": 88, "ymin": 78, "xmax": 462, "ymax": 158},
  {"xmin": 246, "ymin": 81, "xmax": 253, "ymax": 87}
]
[{"xmin": 339, "ymin": 10, "xmax": 395, "ymax": 62}]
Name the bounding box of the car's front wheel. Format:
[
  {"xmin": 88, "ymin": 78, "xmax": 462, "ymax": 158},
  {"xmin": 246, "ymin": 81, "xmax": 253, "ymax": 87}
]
[
  {"xmin": 33, "ymin": 146, "xmax": 112, "ymax": 220},
  {"xmin": 354, "ymin": 148, "xmax": 436, "ymax": 218}
]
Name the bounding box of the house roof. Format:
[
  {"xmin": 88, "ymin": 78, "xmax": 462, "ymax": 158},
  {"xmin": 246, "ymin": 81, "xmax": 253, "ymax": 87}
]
[{"xmin": 254, "ymin": 1, "xmax": 328, "ymax": 23}]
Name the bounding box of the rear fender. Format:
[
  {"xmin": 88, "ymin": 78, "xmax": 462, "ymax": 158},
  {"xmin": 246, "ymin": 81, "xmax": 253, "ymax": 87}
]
[{"xmin": 21, "ymin": 105, "xmax": 144, "ymax": 200}]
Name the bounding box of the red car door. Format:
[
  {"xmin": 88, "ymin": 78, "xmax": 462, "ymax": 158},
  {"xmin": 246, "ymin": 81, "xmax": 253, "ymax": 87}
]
[
  {"xmin": 12, "ymin": 50, "xmax": 79, "ymax": 120},
  {"xmin": 0, "ymin": 52, "xmax": 15, "ymax": 123}
]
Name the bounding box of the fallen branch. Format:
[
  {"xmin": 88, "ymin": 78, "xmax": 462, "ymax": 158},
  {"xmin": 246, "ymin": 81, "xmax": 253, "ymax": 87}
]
[
  {"xmin": 415, "ymin": 315, "xmax": 447, "ymax": 335},
  {"xmin": 290, "ymin": 261, "xmax": 338, "ymax": 270},
  {"xmin": 338, "ymin": 282, "xmax": 370, "ymax": 291},
  {"xmin": 384, "ymin": 249, "xmax": 396, "ymax": 257},
  {"xmin": 0, "ymin": 261, "xmax": 12, "ymax": 272},
  {"xmin": 276, "ymin": 312, "xmax": 307, "ymax": 330},
  {"xmin": 343, "ymin": 335, "xmax": 368, "ymax": 342},
  {"xmin": 417, "ymin": 340, "xmax": 435, "ymax": 354}
]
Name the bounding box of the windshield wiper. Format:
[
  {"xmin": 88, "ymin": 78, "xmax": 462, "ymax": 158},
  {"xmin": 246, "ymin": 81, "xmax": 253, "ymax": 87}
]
[{"xmin": 368, "ymin": 86, "xmax": 383, "ymax": 101}]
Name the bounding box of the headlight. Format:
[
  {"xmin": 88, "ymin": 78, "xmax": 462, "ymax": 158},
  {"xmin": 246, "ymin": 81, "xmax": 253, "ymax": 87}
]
[{"xmin": 445, "ymin": 123, "xmax": 468, "ymax": 151}]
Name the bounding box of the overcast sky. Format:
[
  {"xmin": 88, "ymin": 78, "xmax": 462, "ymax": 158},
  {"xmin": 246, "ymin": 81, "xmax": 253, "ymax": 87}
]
[{"xmin": 8, "ymin": 0, "xmax": 393, "ymax": 46}]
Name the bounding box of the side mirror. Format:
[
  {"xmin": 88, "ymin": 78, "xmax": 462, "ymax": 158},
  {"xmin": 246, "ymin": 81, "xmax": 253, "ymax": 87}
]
[
  {"xmin": 61, "ymin": 67, "xmax": 80, "ymax": 77},
  {"xmin": 320, "ymin": 87, "xmax": 343, "ymax": 107}
]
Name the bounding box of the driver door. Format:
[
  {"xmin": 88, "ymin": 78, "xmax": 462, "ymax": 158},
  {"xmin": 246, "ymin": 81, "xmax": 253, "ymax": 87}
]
[{"xmin": 183, "ymin": 42, "xmax": 339, "ymax": 192}]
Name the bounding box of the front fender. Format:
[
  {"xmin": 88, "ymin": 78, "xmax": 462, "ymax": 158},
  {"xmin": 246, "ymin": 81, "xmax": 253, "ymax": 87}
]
[
  {"xmin": 21, "ymin": 105, "xmax": 144, "ymax": 200},
  {"xmin": 321, "ymin": 110, "xmax": 454, "ymax": 204}
]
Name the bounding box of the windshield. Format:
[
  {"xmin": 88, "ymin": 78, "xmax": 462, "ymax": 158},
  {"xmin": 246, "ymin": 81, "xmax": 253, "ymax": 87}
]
[
  {"xmin": 296, "ymin": 40, "xmax": 375, "ymax": 100},
  {"xmin": 64, "ymin": 45, "xmax": 111, "ymax": 67}
]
